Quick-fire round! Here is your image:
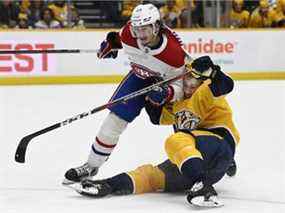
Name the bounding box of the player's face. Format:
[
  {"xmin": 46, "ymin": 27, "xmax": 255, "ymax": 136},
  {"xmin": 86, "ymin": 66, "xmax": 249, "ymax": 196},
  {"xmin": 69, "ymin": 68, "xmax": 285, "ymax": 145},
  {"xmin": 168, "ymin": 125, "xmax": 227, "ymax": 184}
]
[
  {"xmin": 183, "ymin": 74, "xmax": 203, "ymax": 98},
  {"xmin": 132, "ymin": 25, "xmax": 156, "ymax": 46}
]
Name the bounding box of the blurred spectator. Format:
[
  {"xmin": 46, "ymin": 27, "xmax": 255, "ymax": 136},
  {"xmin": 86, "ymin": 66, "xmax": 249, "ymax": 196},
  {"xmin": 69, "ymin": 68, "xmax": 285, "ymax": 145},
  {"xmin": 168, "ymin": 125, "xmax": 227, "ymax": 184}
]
[
  {"xmin": 274, "ymin": 0, "xmax": 285, "ymax": 26},
  {"xmin": 48, "ymin": 0, "xmax": 71, "ymax": 27},
  {"xmin": 121, "ymin": 0, "xmax": 142, "ymax": 21},
  {"xmin": 15, "ymin": 13, "xmax": 32, "ymax": 29},
  {"xmin": 243, "ymin": 0, "xmax": 260, "ymax": 13},
  {"xmin": 20, "ymin": 0, "xmax": 30, "ymax": 11},
  {"xmin": 35, "ymin": 7, "xmax": 61, "ymax": 29},
  {"xmin": 0, "ymin": 0, "xmax": 20, "ymax": 28},
  {"xmin": 160, "ymin": 0, "xmax": 181, "ymax": 28},
  {"xmin": 18, "ymin": 1, "xmax": 31, "ymax": 24},
  {"xmin": 249, "ymin": 0, "xmax": 277, "ymax": 27},
  {"xmin": 229, "ymin": 0, "xmax": 250, "ymax": 28},
  {"xmin": 20, "ymin": 0, "xmax": 31, "ymax": 15},
  {"xmin": 178, "ymin": 0, "xmax": 204, "ymax": 27},
  {"xmin": 69, "ymin": 7, "xmax": 85, "ymax": 29},
  {"xmin": 29, "ymin": 0, "xmax": 46, "ymax": 26}
]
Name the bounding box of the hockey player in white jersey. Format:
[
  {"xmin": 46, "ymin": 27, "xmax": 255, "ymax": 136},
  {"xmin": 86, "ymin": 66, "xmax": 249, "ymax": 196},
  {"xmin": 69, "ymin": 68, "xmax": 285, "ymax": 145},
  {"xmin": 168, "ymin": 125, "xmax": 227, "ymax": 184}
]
[{"xmin": 63, "ymin": 4, "xmax": 188, "ymax": 184}]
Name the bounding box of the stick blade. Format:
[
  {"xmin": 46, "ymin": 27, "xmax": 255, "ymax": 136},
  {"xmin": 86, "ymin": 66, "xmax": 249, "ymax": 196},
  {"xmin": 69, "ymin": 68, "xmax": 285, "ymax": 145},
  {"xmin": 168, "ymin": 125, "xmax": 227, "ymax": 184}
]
[
  {"xmin": 14, "ymin": 123, "xmax": 61, "ymax": 163},
  {"xmin": 15, "ymin": 136, "xmax": 32, "ymax": 163}
]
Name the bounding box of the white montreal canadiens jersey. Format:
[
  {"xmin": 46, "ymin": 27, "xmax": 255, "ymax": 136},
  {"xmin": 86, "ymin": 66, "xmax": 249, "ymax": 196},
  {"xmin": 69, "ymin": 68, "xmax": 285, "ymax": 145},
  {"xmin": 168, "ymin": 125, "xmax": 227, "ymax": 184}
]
[{"xmin": 119, "ymin": 22, "xmax": 187, "ymax": 102}]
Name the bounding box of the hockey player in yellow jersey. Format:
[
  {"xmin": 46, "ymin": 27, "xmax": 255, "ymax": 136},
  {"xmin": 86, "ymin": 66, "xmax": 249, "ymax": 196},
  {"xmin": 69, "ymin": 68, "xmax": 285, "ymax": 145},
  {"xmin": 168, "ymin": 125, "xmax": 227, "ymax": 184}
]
[
  {"xmin": 67, "ymin": 56, "xmax": 239, "ymax": 208},
  {"xmin": 229, "ymin": 0, "xmax": 250, "ymax": 28}
]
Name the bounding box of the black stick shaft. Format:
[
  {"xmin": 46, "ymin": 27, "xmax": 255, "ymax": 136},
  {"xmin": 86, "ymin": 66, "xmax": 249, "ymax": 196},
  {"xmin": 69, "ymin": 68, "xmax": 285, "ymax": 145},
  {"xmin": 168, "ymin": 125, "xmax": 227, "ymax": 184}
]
[
  {"xmin": 0, "ymin": 49, "xmax": 98, "ymax": 54},
  {"xmin": 15, "ymin": 70, "xmax": 190, "ymax": 163}
]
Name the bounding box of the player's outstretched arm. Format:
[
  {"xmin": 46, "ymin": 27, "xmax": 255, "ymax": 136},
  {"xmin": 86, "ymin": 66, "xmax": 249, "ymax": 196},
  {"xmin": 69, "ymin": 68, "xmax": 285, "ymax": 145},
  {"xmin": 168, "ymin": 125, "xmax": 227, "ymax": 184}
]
[
  {"xmin": 97, "ymin": 32, "xmax": 123, "ymax": 59},
  {"xmin": 190, "ymin": 56, "xmax": 234, "ymax": 97},
  {"xmin": 209, "ymin": 66, "xmax": 234, "ymax": 97}
]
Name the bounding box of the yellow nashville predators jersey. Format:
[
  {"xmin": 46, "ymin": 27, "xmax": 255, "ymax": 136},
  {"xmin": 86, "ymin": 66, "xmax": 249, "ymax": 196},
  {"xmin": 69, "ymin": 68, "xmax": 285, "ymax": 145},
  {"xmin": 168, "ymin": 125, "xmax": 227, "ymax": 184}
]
[{"xmin": 159, "ymin": 80, "xmax": 240, "ymax": 145}]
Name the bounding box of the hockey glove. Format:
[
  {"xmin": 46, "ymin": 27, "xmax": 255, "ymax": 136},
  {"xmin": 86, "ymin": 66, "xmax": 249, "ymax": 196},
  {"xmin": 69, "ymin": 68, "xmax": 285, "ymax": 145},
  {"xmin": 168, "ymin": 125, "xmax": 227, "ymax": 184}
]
[
  {"xmin": 190, "ymin": 56, "xmax": 219, "ymax": 80},
  {"xmin": 146, "ymin": 85, "xmax": 174, "ymax": 107},
  {"xmin": 97, "ymin": 32, "xmax": 122, "ymax": 59}
]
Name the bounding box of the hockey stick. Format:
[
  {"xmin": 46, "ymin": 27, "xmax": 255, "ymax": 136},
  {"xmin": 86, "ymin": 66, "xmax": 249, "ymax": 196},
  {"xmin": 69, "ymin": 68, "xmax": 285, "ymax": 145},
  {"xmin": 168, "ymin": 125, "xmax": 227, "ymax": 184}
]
[
  {"xmin": 15, "ymin": 70, "xmax": 190, "ymax": 163},
  {"xmin": 0, "ymin": 48, "xmax": 121, "ymax": 55},
  {"xmin": 0, "ymin": 49, "xmax": 99, "ymax": 54}
]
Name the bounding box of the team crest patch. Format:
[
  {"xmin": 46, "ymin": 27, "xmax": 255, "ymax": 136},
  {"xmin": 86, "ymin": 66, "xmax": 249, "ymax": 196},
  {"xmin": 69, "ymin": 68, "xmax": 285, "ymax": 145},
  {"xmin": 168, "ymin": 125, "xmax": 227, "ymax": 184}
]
[
  {"xmin": 175, "ymin": 110, "xmax": 201, "ymax": 130},
  {"xmin": 130, "ymin": 62, "xmax": 160, "ymax": 79}
]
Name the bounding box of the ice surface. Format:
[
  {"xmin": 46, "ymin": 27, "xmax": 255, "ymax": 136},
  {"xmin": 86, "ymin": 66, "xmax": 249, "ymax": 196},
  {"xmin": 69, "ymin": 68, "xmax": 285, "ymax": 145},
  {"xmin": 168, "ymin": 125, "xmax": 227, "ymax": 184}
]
[{"xmin": 1, "ymin": 81, "xmax": 285, "ymax": 213}]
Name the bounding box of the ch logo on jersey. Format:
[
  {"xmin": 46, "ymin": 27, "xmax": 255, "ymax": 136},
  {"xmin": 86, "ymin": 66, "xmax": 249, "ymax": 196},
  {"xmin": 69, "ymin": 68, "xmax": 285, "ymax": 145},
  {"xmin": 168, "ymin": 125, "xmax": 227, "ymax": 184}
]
[
  {"xmin": 131, "ymin": 62, "xmax": 160, "ymax": 79},
  {"xmin": 175, "ymin": 110, "xmax": 201, "ymax": 131}
]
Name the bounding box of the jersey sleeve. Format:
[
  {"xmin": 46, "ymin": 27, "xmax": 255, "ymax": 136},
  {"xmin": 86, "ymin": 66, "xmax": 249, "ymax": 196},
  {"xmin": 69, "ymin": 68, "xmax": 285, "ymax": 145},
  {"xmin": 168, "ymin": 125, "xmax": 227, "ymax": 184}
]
[
  {"xmin": 145, "ymin": 102, "xmax": 175, "ymax": 125},
  {"xmin": 160, "ymin": 28, "xmax": 187, "ymax": 102},
  {"xmin": 119, "ymin": 22, "xmax": 138, "ymax": 48},
  {"xmin": 208, "ymin": 69, "xmax": 234, "ymax": 97}
]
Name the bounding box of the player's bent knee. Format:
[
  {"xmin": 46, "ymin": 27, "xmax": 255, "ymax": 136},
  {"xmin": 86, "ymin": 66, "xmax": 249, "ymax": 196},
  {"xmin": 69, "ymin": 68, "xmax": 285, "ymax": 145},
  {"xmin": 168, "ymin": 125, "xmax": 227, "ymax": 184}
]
[
  {"xmin": 127, "ymin": 164, "xmax": 165, "ymax": 194},
  {"xmin": 165, "ymin": 132, "xmax": 202, "ymax": 168}
]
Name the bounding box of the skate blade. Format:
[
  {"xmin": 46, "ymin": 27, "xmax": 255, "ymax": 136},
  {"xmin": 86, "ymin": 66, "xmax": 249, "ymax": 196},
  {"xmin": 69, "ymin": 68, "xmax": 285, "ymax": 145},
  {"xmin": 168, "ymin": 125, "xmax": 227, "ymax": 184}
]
[
  {"xmin": 64, "ymin": 182, "xmax": 85, "ymax": 194},
  {"xmin": 189, "ymin": 195, "xmax": 224, "ymax": 208},
  {"xmin": 62, "ymin": 178, "xmax": 77, "ymax": 186},
  {"xmin": 65, "ymin": 182, "xmax": 101, "ymax": 197}
]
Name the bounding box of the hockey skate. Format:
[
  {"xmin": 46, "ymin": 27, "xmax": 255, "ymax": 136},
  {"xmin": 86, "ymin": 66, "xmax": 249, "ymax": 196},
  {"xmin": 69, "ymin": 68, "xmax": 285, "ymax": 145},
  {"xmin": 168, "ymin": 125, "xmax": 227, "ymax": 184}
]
[
  {"xmin": 226, "ymin": 159, "xmax": 237, "ymax": 177},
  {"xmin": 67, "ymin": 179, "xmax": 112, "ymax": 198},
  {"xmin": 186, "ymin": 182, "xmax": 223, "ymax": 208},
  {"xmin": 62, "ymin": 163, "xmax": 98, "ymax": 185}
]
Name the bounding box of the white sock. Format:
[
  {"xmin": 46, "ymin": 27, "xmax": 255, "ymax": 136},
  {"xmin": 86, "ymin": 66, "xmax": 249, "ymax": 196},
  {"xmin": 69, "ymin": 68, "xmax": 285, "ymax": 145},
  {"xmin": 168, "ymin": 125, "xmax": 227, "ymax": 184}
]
[{"xmin": 88, "ymin": 112, "xmax": 128, "ymax": 168}]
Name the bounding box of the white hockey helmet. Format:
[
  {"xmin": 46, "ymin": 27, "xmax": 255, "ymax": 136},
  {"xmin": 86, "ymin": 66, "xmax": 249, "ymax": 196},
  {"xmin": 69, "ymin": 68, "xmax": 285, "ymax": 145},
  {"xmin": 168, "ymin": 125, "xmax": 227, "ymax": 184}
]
[{"xmin": 130, "ymin": 4, "xmax": 161, "ymax": 36}]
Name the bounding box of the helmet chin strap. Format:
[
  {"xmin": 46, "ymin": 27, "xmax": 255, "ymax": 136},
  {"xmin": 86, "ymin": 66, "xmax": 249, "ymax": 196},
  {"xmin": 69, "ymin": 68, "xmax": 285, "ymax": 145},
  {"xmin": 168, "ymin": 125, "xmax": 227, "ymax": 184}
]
[{"xmin": 152, "ymin": 23, "xmax": 159, "ymax": 37}]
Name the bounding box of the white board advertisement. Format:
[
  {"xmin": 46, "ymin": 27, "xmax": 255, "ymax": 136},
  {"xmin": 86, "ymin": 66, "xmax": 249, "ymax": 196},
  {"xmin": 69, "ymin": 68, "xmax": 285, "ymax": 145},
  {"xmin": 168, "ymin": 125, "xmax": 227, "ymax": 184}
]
[{"xmin": 0, "ymin": 30, "xmax": 284, "ymax": 77}]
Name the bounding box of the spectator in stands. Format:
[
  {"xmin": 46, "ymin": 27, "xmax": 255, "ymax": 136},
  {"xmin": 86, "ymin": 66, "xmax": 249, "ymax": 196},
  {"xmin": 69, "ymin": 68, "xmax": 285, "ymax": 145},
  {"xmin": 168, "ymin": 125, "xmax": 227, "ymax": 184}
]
[
  {"xmin": 121, "ymin": 0, "xmax": 142, "ymax": 21},
  {"xmin": 19, "ymin": 0, "xmax": 31, "ymax": 15},
  {"xmin": 249, "ymin": 0, "xmax": 277, "ymax": 27},
  {"xmin": 274, "ymin": 0, "xmax": 285, "ymax": 26},
  {"xmin": 15, "ymin": 13, "xmax": 32, "ymax": 29},
  {"xmin": 159, "ymin": 0, "xmax": 181, "ymax": 28},
  {"xmin": 48, "ymin": 0, "xmax": 71, "ymax": 27},
  {"xmin": 70, "ymin": 7, "xmax": 85, "ymax": 29},
  {"xmin": 0, "ymin": 0, "xmax": 20, "ymax": 28},
  {"xmin": 243, "ymin": 0, "xmax": 260, "ymax": 13},
  {"xmin": 29, "ymin": 0, "xmax": 46, "ymax": 27},
  {"xmin": 179, "ymin": 0, "xmax": 204, "ymax": 28},
  {"xmin": 35, "ymin": 7, "xmax": 61, "ymax": 29},
  {"xmin": 229, "ymin": 0, "xmax": 250, "ymax": 28}
]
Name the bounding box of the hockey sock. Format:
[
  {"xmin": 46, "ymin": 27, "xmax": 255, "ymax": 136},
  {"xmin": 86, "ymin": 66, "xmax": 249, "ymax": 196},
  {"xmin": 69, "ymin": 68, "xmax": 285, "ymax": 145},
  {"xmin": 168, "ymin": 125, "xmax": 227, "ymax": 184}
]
[
  {"xmin": 88, "ymin": 112, "xmax": 128, "ymax": 168},
  {"xmin": 181, "ymin": 158, "xmax": 205, "ymax": 184}
]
